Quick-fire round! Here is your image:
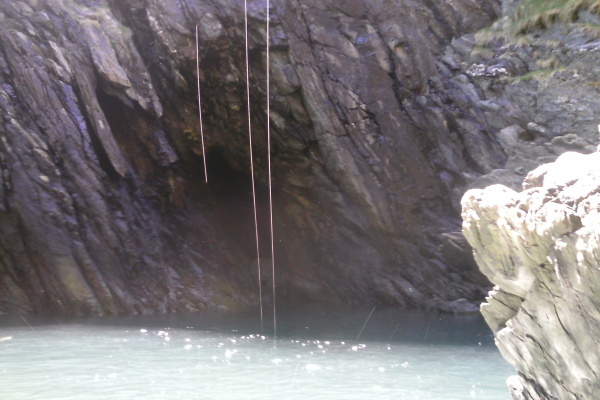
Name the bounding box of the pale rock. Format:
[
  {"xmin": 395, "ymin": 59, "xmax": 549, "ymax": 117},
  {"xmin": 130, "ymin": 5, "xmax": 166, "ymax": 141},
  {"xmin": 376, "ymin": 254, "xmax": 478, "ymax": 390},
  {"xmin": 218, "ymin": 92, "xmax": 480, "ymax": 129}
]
[
  {"xmin": 497, "ymin": 125, "xmax": 526, "ymax": 152},
  {"xmin": 525, "ymin": 122, "xmax": 549, "ymax": 138},
  {"xmin": 462, "ymin": 150, "xmax": 600, "ymax": 399}
]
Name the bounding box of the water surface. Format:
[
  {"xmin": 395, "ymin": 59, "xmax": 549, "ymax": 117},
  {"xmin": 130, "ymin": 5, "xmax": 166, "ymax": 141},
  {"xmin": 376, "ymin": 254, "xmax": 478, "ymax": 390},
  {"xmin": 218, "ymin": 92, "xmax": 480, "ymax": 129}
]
[{"xmin": 0, "ymin": 306, "xmax": 513, "ymax": 399}]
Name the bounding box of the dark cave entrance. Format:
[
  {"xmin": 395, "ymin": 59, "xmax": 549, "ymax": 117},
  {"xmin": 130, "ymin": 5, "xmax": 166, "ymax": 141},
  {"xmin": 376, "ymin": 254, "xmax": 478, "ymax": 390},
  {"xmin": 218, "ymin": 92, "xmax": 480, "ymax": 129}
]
[{"xmin": 196, "ymin": 146, "xmax": 280, "ymax": 263}]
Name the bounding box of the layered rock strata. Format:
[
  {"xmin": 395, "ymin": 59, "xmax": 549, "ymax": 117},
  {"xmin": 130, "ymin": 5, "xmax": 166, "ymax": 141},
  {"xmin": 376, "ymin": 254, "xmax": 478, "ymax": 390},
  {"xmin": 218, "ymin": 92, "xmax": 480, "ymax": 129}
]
[
  {"xmin": 463, "ymin": 150, "xmax": 600, "ymax": 399},
  {"xmin": 0, "ymin": 0, "xmax": 505, "ymax": 315}
]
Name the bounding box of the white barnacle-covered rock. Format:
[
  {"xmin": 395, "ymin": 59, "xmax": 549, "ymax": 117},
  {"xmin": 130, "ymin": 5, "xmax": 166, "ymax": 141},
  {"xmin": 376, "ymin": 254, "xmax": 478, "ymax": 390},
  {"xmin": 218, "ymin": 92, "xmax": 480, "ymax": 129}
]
[{"xmin": 462, "ymin": 151, "xmax": 600, "ymax": 400}]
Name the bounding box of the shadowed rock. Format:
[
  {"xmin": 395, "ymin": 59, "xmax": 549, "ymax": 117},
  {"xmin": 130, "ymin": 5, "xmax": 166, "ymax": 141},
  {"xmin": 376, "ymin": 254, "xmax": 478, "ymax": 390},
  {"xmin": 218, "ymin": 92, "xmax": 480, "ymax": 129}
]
[{"xmin": 0, "ymin": 0, "xmax": 504, "ymax": 315}]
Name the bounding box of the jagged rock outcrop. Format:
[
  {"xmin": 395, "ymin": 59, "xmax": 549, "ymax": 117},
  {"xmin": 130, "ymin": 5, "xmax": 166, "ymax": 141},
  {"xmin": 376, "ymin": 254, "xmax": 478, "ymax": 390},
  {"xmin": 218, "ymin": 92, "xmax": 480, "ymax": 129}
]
[
  {"xmin": 448, "ymin": 0, "xmax": 600, "ymax": 191},
  {"xmin": 0, "ymin": 0, "xmax": 507, "ymax": 315},
  {"xmin": 462, "ymin": 150, "xmax": 600, "ymax": 399}
]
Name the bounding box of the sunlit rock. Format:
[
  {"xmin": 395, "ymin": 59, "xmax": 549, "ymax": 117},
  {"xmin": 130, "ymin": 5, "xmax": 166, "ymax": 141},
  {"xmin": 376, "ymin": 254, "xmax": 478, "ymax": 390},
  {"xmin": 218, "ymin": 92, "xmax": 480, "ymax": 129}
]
[{"xmin": 462, "ymin": 150, "xmax": 600, "ymax": 399}]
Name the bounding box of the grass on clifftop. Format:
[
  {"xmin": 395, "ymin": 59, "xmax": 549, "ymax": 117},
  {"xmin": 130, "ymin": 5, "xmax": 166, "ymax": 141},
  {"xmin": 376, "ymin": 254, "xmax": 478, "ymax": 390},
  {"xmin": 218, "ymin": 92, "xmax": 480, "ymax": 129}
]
[{"xmin": 513, "ymin": 0, "xmax": 600, "ymax": 33}]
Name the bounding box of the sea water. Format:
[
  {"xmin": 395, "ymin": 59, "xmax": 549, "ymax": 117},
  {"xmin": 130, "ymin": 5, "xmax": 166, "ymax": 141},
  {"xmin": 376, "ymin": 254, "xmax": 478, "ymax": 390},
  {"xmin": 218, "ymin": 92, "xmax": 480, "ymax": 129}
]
[{"xmin": 0, "ymin": 306, "xmax": 513, "ymax": 399}]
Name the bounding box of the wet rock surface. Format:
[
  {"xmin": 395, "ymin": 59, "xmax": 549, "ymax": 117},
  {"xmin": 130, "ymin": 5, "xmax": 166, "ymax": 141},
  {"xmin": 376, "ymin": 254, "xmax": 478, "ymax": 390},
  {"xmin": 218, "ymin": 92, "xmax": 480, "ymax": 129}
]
[
  {"xmin": 463, "ymin": 151, "xmax": 600, "ymax": 399},
  {"xmin": 0, "ymin": 0, "xmax": 507, "ymax": 315}
]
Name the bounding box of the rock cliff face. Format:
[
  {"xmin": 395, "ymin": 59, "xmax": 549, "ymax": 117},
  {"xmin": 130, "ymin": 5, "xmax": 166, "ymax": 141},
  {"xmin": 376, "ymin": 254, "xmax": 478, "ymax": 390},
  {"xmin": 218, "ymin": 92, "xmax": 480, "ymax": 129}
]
[
  {"xmin": 0, "ymin": 0, "xmax": 506, "ymax": 315},
  {"xmin": 449, "ymin": 1, "xmax": 600, "ymax": 191},
  {"xmin": 463, "ymin": 150, "xmax": 600, "ymax": 399}
]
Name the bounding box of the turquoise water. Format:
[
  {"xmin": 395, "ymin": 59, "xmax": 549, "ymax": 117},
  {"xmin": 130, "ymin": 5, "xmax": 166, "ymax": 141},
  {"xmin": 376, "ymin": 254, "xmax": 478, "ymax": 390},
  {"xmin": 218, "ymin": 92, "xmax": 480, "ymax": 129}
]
[{"xmin": 0, "ymin": 306, "xmax": 513, "ymax": 399}]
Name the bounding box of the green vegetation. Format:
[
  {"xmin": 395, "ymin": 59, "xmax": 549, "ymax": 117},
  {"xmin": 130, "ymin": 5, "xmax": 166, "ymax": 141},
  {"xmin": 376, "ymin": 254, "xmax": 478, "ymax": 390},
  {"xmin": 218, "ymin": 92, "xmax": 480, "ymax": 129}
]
[
  {"xmin": 503, "ymin": 68, "xmax": 562, "ymax": 83},
  {"xmin": 471, "ymin": 45, "xmax": 495, "ymax": 59},
  {"xmin": 512, "ymin": 0, "xmax": 600, "ymax": 33},
  {"xmin": 470, "ymin": 0, "xmax": 600, "ymax": 86},
  {"xmin": 536, "ymin": 55, "xmax": 562, "ymax": 70},
  {"xmin": 474, "ymin": 27, "xmax": 502, "ymax": 47},
  {"xmin": 474, "ymin": 0, "xmax": 600, "ymax": 48},
  {"xmin": 578, "ymin": 22, "xmax": 600, "ymax": 37}
]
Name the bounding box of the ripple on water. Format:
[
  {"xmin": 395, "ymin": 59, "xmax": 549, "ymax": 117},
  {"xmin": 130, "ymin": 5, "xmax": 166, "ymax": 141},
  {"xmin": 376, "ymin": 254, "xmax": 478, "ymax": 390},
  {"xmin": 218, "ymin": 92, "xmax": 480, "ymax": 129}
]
[{"xmin": 0, "ymin": 309, "xmax": 513, "ymax": 400}]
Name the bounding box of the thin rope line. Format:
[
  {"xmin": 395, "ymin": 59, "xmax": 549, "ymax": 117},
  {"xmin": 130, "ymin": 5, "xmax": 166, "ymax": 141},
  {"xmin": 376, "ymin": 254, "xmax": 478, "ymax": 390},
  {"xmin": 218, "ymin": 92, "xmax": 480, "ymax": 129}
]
[
  {"xmin": 266, "ymin": 0, "xmax": 276, "ymax": 339},
  {"xmin": 20, "ymin": 316, "xmax": 37, "ymax": 333},
  {"xmin": 196, "ymin": 25, "xmax": 208, "ymax": 183},
  {"xmin": 245, "ymin": 0, "xmax": 264, "ymax": 332},
  {"xmin": 357, "ymin": 306, "xmax": 376, "ymax": 341}
]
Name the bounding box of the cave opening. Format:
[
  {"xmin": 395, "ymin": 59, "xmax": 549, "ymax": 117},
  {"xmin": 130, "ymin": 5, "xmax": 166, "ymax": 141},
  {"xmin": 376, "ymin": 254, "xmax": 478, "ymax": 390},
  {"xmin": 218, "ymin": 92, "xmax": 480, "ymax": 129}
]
[
  {"xmin": 187, "ymin": 136, "xmax": 334, "ymax": 308},
  {"xmin": 194, "ymin": 145, "xmax": 282, "ymax": 267},
  {"xmin": 94, "ymin": 75, "xmax": 299, "ymax": 302}
]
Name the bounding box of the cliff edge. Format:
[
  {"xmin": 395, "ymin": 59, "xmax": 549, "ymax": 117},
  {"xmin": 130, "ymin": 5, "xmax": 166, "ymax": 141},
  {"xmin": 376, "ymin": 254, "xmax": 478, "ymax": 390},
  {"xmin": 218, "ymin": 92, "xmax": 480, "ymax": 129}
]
[{"xmin": 462, "ymin": 149, "xmax": 600, "ymax": 399}]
